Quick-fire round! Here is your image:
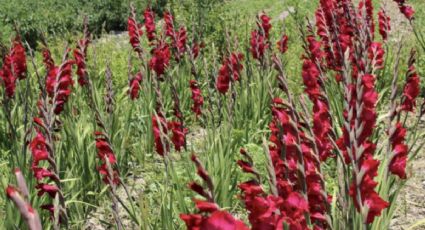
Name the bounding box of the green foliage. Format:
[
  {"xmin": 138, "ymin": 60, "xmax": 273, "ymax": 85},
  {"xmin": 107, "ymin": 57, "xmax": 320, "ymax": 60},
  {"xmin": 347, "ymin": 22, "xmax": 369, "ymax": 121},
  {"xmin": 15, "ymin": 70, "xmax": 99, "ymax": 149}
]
[{"xmin": 0, "ymin": 0, "xmax": 168, "ymax": 47}]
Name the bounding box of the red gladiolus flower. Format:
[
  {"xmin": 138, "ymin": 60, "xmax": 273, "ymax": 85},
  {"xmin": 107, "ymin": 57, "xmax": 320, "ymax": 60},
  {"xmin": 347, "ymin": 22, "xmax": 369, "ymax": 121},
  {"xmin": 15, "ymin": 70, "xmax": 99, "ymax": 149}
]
[
  {"xmin": 32, "ymin": 167, "xmax": 57, "ymax": 181},
  {"xmin": 95, "ymin": 132, "xmax": 120, "ymax": 185},
  {"xmin": 216, "ymin": 53, "xmax": 244, "ymax": 94},
  {"xmin": 164, "ymin": 11, "xmax": 175, "ymax": 37},
  {"xmin": 401, "ymin": 65, "xmax": 420, "ymax": 112},
  {"xmin": 277, "ymin": 35, "xmax": 288, "ymax": 54},
  {"xmin": 258, "ymin": 13, "xmax": 272, "ymax": 39},
  {"xmin": 128, "ymin": 11, "xmax": 143, "ymax": 53},
  {"xmin": 189, "ymin": 80, "xmax": 203, "ymax": 117},
  {"xmin": 163, "ymin": 11, "xmax": 187, "ymax": 61},
  {"xmin": 29, "ymin": 130, "xmax": 50, "ymax": 167},
  {"xmin": 144, "ymin": 7, "xmax": 156, "ymax": 42},
  {"xmin": 359, "ymin": 0, "xmax": 375, "ymax": 37},
  {"xmin": 149, "ymin": 41, "xmax": 170, "ymax": 76},
  {"xmin": 152, "ymin": 115, "xmax": 170, "ymax": 156},
  {"xmin": 392, "ymin": 0, "xmax": 414, "ymax": 21},
  {"xmin": 0, "ymin": 55, "xmax": 17, "ymax": 98},
  {"xmin": 6, "ymin": 185, "xmax": 42, "ymax": 230},
  {"xmin": 129, "ymin": 72, "xmax": 143, "ymax": 100},
  {"xmin": 0, "ymin": 37, "xmax": 27, "ymax": 97},
  {"xmin": 42, "ymin": 48, "xmax": 75, "ymax": 114},
  {"xmin": 399, "ymin": 5, "xmax": 414, "ymax": 21},
  {"xmin": 35, "ymin": 183, "xmax": 59, "ymax": 198},
  {"xmin": 378, "ymin": 9, "xmax": 391, "ymax": 41},
  {"xmin": 74, "ymin": 38, "xmax": 90, "ymax": 86},
  {"xmin": 389, "ymin": 123, "xmax": 408, "ymax": 179},
  {"xmin": 338, "ymin": 72, "xmax": 388, "ymax": 223},
  {"xmin": 368, "ymin": 42, "xmax": 385, "ymax": 70},
  {"xmin": 250, "ymin": 30, "xmax": 268, "ymax": 60},
  {"xmin": 10, "ymin": 38, "xmax": 27, "ymax": 80},
  {"xmin": 53, "ymin": 58, "xmax": 75, "ymax": 115},
  {"xmin": 175, "ymin": 27, "xmax": 187, "ymax": 60},
  {"xmin": 168, "ymin": 121, "xmax": 188, "ymax": 152}
]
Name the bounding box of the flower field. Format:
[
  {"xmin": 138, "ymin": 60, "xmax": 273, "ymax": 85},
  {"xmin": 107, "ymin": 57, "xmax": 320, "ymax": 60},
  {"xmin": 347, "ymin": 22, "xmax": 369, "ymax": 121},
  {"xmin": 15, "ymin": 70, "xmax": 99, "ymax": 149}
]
[{"xmin": 1, "ymin": 0, "xmax": 425, "ymax": 229}]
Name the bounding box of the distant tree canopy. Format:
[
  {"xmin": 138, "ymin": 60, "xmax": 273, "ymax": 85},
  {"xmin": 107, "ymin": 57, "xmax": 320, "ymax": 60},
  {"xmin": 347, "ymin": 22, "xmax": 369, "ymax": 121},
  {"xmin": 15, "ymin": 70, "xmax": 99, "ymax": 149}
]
[{"xmin": 0, "ymin": 0, "xmax": 168, "ymax": 47}]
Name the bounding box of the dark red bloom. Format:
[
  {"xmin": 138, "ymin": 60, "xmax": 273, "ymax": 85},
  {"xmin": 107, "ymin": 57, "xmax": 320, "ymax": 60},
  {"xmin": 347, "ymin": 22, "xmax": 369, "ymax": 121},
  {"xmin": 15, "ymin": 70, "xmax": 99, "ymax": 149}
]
[
  {"xmin": 128, "ymin": 11, "xmax": 143, "ymax": 53},
  {"xmin": 175, "ymin": 27, "xmax": 187, "ymax": 60},
  {"xmin": 35, "ymin": 183, "xmax": 59, "ymax": 198},
  {"xmin": 359, "ymin": 0, "xmax": 375, "ymax": 37},
  {"xmin": 378, "ymin": 9, "xmax": 391, "ymax": 41},
  {"xmin": 42, "ymin": 48, "xmax": 75, "ymax": 114},
  {"xmin": 129, "ymin": 72, "xmax": 143, "ymax": 100},
  {"xmin": 182, "ymin": 154, "xmax": 249, "ymax": 230},
  {"xmin": 258, "ymin": 13, "xmax": 272, "ymax": 39},
  {"xmin": 144, "ymin": 7, "xmax": 156, "ymax": 42},
  {"xmin": 338, "ymin": 71, "xmax": 388, "ymax": 223},
  {"xmin": 164, "ymin": 11, "xmax": 175, "ymax": 37},
  {"xmin": 277, "ymin": 35, "xmax": 288, "ymax": 54},
  {"xmin": 389, "ymin": 123, "xmax": 408, "ymax": 179},
  {"xmin": 149, "ymin": 41, "xmax": 171, "ymax": 76},
  {"xmin": 399, "ymin": 5, "xmax": 415, "ymax": 21},
  {"xmin": 189, "ymin": 80, "xmax": 204, "ymax": 117},
  {"xmin": 32, "ymin": 167, "xmax": 57, "ymax": 181},
  {"xmin": 368, "ymin": 42, "xmax": 385, "ymax": 70},
  {"xmin": 53, "ymin": 58, "xmax": 75, "ymax": 115},
  {"xmin": 0, "ymin": 55, "xmax": 17, "ymax": 98},
  {"xmin": 0, "ymin": 37, "xmax": 27, "ymax": 97},
  {"xmin": 29, "ymin": 130, "xmax": 50, "ymax": 167},
  {"xmin": 11, "ymin": 38, "xmax": 27, "ymax": 80},
  {"xmin": 152, "ymin": 115, "xmax": 169, "ymax": 156},
  {"xmin": 168, "ymin": 121, "xmax": 188, "ymax": 152},
  {"xmin": 95, "ymin": 132, "xmax": 120, "ymax": 185},
  {"xmin": 216, "ymin": 53, "xmax": 244, "ymax": 94},
  {"xmin": 250, "ymin": 30, "xmax": 268, "ymax": 60},
  {"xmin": 73, "ymin": 37, "xmax": 90, "ymax": 86},
  {"xmin": 401, "ymin": 65, "xmax": 420, "ymax": 112}
]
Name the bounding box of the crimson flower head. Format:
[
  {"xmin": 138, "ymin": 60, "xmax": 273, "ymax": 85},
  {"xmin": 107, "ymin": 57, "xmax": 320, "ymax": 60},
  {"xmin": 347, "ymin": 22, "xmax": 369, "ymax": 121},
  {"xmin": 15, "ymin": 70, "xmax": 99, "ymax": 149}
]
[
  {"xmin": 258, "ymin": 13, "xmax": 272, "ymax": 39},
  {"xmin": 250, "ymin": 30, "xmax": 268, "ymax": 60},
  {"xmin": 164, "ymin": 11, "xmax": 175, "ymax": 37},
  {"xmin": 0, "ymin": 55, "xmax": 17, "ymax": 98},
  {"xmin": 0, "ymin": 37, "xmax": 27, "ymax": 97},
  {"xmin": 368, "ymin": 42, "xmax": 385, "ymax": 70},
  {"xmin": 144, "ymin": 7, "xmax": 156, "ymax": 42},
  {"xmin": 95, "ymin": 132, "xmax": 120, "ymax": 185},
  {"xmin": 35, "ymin": 183, "xmax": 59, "ymax": 198},
  {"xmin": 389, "ymin": 123, "xmax": 408, "ymax": 179},
  {"xmin": 128, "ymin": 12, "xmax": 143, "ymax": 53},
  {"xmin": 29, "ymin": 130, "xmax": 50, "ymax": 167},
  {"xmin": 277, "ymin": 34, "xmax": 288, "ymax": 54},
  {"xmin": 129, "ymin": 72, "xmax": 143, "ymax": 100},
  {"xmin": 378, "ymin": 9, "xmax": 391, "ymax": 41},
  {"xmin": 189, "ymin": 80, "xmax": 204, "ymax": 117},
  {"xmin": 53, "ymin": 57, "xmax": 75, "ymax": 115},
  {"xmin": 216, "ymin": 52, "xmax": 244, "ymax": 94},
  {"xmin": 11, "ymin": 38, "xmax": 27, "ymax": 80},
  {"xmin": 149, "ymin": 41, "xmax": 171, "ymax": 76},
  {"xmin": 73, "ymin": 37, "xmax": 90, "ymax": 86},
  {"xmin": 168, "ymin": 121, "xmax": 188, "ymax": 152},
  {"xmin": 152, "ymin": 115, "xmax": 170, "ymax": 156},
  {"xmin": 181, "ymin": 154, "xmax": 249, "ymax": 230},
  {"xmin": 401, "ymin": 64, "xmax": 420, "ymax": 112},
  {"xmin": 175, "ymin": 27, "xmax": 187, "ymax": 61},
  {"xmin": 392, "ymin": 0, "xmax": 415, "ymax": 21}
]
